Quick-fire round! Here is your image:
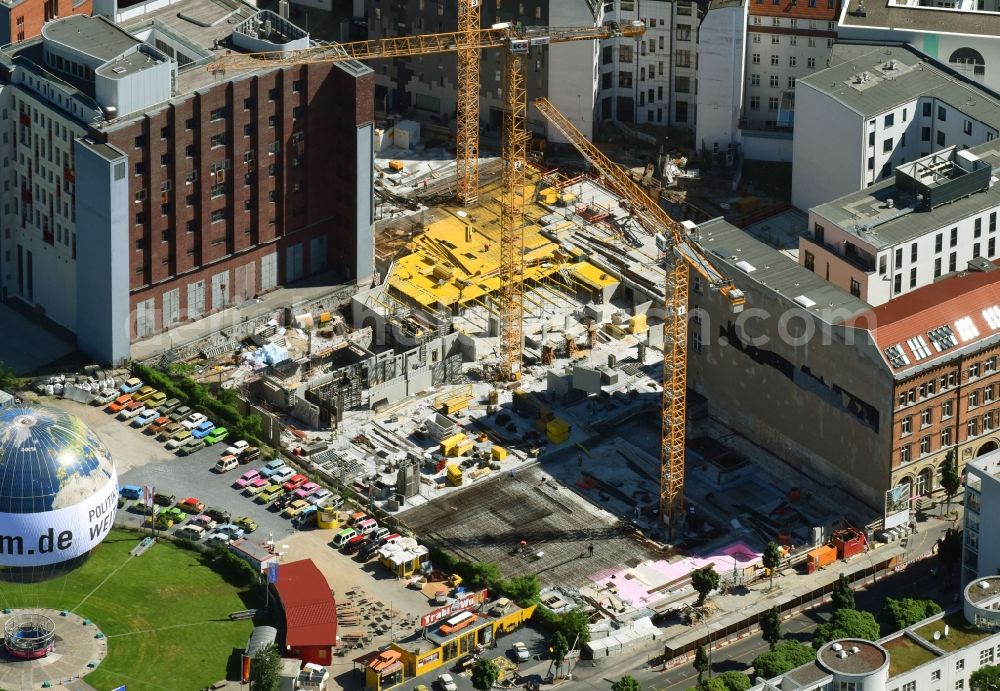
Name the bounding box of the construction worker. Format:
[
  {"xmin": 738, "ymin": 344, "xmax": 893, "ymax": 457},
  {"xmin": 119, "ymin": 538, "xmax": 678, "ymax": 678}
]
[{"xmin": 588, "ymin": 543, "xmax": 594, "ymax": 558}]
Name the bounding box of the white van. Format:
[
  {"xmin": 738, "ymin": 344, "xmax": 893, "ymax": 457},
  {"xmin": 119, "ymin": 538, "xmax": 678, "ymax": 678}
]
[
  {"xmin": 215, "ymin": 457, "xmax": 239, "ymax": 473},
  {"xmin": 356, "ymin": 518, "xmax": 379, "ymax": 536},
  {"xmin": 177, "ymin": 525, "xmax": 206, "ymax": 540},
  {"xmin": 331, "ymin": 528, "xmax": 357, "ymax": 548}
]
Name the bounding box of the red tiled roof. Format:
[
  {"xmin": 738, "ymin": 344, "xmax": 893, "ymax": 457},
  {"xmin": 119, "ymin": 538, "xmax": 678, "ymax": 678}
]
[
  {"xmin": 844, "ymin": 265, "xmax": 1000, "ymax": 373},
  {"xmin": 749, "ymin": 0, "xmax": 841, "ymax": 20},
  {"xmin": 273, "ymin": 559, "xmax": 337, "ymax": 648}
]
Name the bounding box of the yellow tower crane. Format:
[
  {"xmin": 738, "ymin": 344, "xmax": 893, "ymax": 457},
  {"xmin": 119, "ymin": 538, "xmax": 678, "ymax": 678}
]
[
  {"xmin": 534, "ymin": 97, "xmax": 746, "ymax": 534},
  {"xmin": 209, "ymin": 21, "xmax": 646, "ymax": 383},
  {"xmin": 455, "ymin": 0, "xmax": 481, "ymax": 206}
]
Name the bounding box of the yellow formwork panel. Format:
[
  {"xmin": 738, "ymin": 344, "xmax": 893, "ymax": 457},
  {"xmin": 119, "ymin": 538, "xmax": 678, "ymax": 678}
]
[
  {"xmin": 387, "ymin": 171, "xmax": 613, "ymax": 311},
  {"xmin": 570, "ymin": 262, "xmax": 619, "ymax": 290},
  {"xmin": 440, "ymin": 433, "xmax": 467, "ymax": 456}
]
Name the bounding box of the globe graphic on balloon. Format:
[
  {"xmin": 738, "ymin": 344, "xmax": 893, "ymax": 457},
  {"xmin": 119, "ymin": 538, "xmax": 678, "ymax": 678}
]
[{"xmin": 0, "ymin": 405, "xmax": 118, "ymax": 580}]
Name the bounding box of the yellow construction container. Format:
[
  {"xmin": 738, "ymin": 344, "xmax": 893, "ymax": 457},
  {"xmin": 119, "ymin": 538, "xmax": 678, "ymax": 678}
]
[
  {"xmin": 629, "ymin": 313, "xmax": 648, "ymax": 334},
  {"xmin": 446, "ymin": 464, "xmax": 463, "ymax": 486},
  {"xmin": 492, "ymin": 446, "xmax": 508, "ymax": 461},
  {"xmin": 455, "ymin": 439, "xmax": 475, "ymax": 457},
  {"xmin": 316, "ymin": 508, "xmax": 339, "ymax": 530},
  {"xmin": 440, "ymin": 433, "xmax": 467, "ymax": 457},
  {"xmin": 546, "ymin": 419, "xmax": 571, "ymax": 444},
  {"xmin": 388, "ymin": 160, "xmax": 405, "ymax": 172}
]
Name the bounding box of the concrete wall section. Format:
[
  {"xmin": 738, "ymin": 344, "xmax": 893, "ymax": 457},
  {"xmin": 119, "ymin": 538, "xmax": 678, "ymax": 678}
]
[
  {"xmin": 742, "ymin": 130, "xmax": 792, "ymax": 161},
  {"xmin": 355, "ymin": 122, "xmax": 374, "ymax": 286},
  {"xmin": 791, "ymin": 83, "xmax": 862, "ymax": 211},
  {"xmin": 75, "ymin": 138, "xmax": 131, "ymax": 364},
  {"xmin": 695, "ymin": 2, "xmax": 748, "ymax": 152}
]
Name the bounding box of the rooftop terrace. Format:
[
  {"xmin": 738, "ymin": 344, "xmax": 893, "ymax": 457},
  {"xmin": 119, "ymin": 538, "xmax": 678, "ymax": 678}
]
[{"xmin": 914, "ymin": 612, "xmax": 993, "ymax": 652}]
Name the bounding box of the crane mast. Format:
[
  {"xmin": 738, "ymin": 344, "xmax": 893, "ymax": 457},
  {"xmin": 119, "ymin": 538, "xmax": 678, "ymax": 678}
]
[
  {"xmin": 533, "ymin": 97, "xmax": 745, "ymax": 534},
  {"xmin": 456, "ymin": 0, "xmax": 481, "ymax": 205}
]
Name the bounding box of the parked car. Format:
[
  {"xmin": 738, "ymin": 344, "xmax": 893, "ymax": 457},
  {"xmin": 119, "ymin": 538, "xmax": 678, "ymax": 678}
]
[
  {"xmin": 379, "ymin": 533, "xmax": 402, "ymax": 546},
  {"xmin": 330, "ymin": 528, "xmax": 357, "ymax": 548},
  {"xmin": 272, "ymin": 493, "xmax": 295, "ymax": 511},
  {"xmin": 282, "ymin": 499, "xmax": 311, "ymax": 518},
  {"xmin": 216, "ymin": 456, "xmax": 239, "ymax": 474},
  {"xmin": 147, "ymin": 416, "xmax": 172, "ymax": 434},
  {"xmin": 117, "ymin": 400, "xmax": 146, "ymax": 420},
  {"xmin": 131, "ymin": 385, "xmax": 157, "ymax": 402},
  {"xmin": 93, "ymin": 389, "xmax": 118, "ymax": 406},
  {"xmin": 189, "ymin": 514, "xmax": 218, "ymax": 531},
  {"xmin": 145, "ymin": 391, "xmax": 167, "ymax": 407},
  {"xmin": 225, "ymin": 440, "xmax": 250, "ymax": 457},
  {"xmin": 177, "ymin": 439, "xmax": 205, "ymax": 456},
  {"xmin": 145, "ymin": 512, "xmax": 176, "ymax": 530},
  {"xmin": 256, "ymin": 485, "xmax": 284, "ymax": 504},
  {"xmin": 106, "ymin": 394, "xmax": 132, "ymax": 413},
  {"xmin": 234, "ymin": 469, "xmax": 261, "ymax": 488},
  {"xmin": 272, "ymin": 467, "xmax": 296, "ymax": 484},
  {"xmin": 243, "ymin": 477, "xmax": 269, "ymax": 496},
  {"xmin": 205, "ymin": 532, "xmax": 231, "ymax": 546},
  {"xmin": 370, "ymin": 527, "xmax": 391, "ymax": 544},
  {"xmin": 176, "ymin": 524, "xmax": 206, "ymax": 540},
  {"xmin": 260, "ymin": 460, "xmax": 289, "ymax": 479},
  {"xmin": 153, "ymin": 492, "xmax": 176, "ymax": 507},
  {"xmin": 204, "ymin": 427, "xmax": 229, "ymax": 444},
  {"xmin": 358, "ymin": 541, "xmax": 381, "ymax": 561},
  {"xmin": 438, "ymin": 674, "xmax": 458, "ymax": 691},
  {"xmin": 294, "ymin": 482, "xmax": 321, "ymax": 500},
  {"xmin": 176, "ymin": 497, "xmax": 206, "ymax": 514},
  {"xmin": 511, "ymin": 642, "xmax": 530, "ymax": 662},
  {"xmin": 205, "ymin": 507, "xmax": 232, "ymax": 524},
  {"xmin": 307, "ymin": 488, "xmax": 333, "ymax": 506},
  {"xmin": 292, "ymin": 506, "xmax": 318, "ymax": 528},
  {"xmin": 238, "ymin": 447, "xmax": 261, "ymax": 464},
  {"xmin": 119, "ymin": 484, "xmax": 143, "ymax": 500},
  {"xmin": 131, "ymin": 409, "xmax": 160, "ymax": 427},
  {"xmin": 159, "ymin": 397, "xmax": 181, "ymax": 413},
  {"xmin": 234, "ymin": 516, "xmax": 258, "ymax": 533},
  {"xmin": 356, "ymin": 518, "xmax": 379, "ymax": 536},
  {"xmin": 182, "ymin": 413, "xmax": 208, "ymax": 430},
  {"xmin": 120, "ymin": 377, "xmax": 144, "ymax": 394},
  {"xmin": 165, "ymin": 430, "xmax": 192, "ymax": 449},
  {"xmin": 343, "ymin": 534, "xmax": 368, "ymax": 554},
  {"xmin": 282, "ymin": 474, "xmax": 309, "ymax": 492},
  {"xmin": 168, "ymin": 405, "xmax": 192, "ymax": 422},
  {"xmin": 190, "ymin": 420, "xmax": 215, "ymax": 439},
  {"xmin": 159, "ymin": 507, "xmax": 187, "ymax": 524},
  {"xmin": 156, "ymin": 422, "xmax": 183, "ymax": 440},
  {"xmin": 215, "ymin": 523, "xmax": 245, "ymax": 540}
]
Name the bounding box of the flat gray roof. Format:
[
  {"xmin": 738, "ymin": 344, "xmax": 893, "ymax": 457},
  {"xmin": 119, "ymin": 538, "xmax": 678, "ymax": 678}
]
[
  {"xmin": 77, "ymin": 137, "xmax": 127, "ymax": 162},
  {"xmin": 95, "ymin": 47, "xmax": 162, "ymax": 79},
  {"xmin": 696, "ymin": 217, "xmax": 870, "ymax": 322},
  {"xmin": 840, "ymin": 0, "xmax": 1000, "ymax": 38},
  {"xmin": 43, "ymin": 15, "xmax": 140, "ymax": 63},
  {"xmin": 800, "ymin": 43, "xmax": 1000, "ymax": 123},
  {"xmin": 813, "ymin": 144, "xmax": 1000, "ymax": 248}
]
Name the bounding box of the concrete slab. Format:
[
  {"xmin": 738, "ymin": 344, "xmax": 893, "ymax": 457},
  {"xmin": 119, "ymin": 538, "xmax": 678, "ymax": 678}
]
[{"xmin": 0, "ymin": 609, "xmax": 107, "ymax": 691}]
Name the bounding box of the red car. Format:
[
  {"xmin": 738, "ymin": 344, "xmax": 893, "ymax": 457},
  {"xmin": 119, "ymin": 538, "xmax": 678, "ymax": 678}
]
[
  {"xmin": 282, "ymin": 474, "xmax": 309, "ymax": 492},
  {"xmin": 106, "ymin": 394, "xmax": 132, "ymax": 413},
  {"xmin": 176, "ymin": 497, "xmax": 206, "ymax": 514}
]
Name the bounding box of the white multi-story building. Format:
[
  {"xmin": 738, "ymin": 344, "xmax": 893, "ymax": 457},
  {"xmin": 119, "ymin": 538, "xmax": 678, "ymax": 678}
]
[
  {"xmin": 799, "ymin": 145, "xmax": 1000, "ymax": 306},
  {"xmin": 963, "ymin": 450, "xmax": 1000, "ymax": 586},
  {"xmin": 792, "ymin": 43, "xmax": 1000, "ymax": 211},
  {"xmin": 599, "ymin": 0, "xmax": 699, "ymax": 128},
  {"xmin": 749, "ymin": 580, "xmax": 1000, "ymax": 691}
]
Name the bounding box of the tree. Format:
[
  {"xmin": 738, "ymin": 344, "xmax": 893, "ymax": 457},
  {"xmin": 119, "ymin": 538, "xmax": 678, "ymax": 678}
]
[
  {"xmin": 761, "ymin": 607, "xmax": 782, "ymax": 650},
  {"xmin": 694, "ymin": 644, "xmax": 710, "ymax": 682},
  {"xmin": 831, "ymin": 574, "xmax": 856, "ymax": 612},
  {"xmin": 612, "ymin": 676, "xmax": 643, "ymax": 691},
  {"xmin": 0, "ymin": 360, "xmax": 18, "ymax": 391},
  {"xmin": 699, "ymin": 678, "xmax": 729, "ymax": 691},
  {"xmin": 549, "ymin": 630, "xmax": 569, "ymax": 677},
  {"xmin": 812, "ymin": 609, "xmax": 880, "ymax": 649},
  {"xmin": 763, "ymin": 541, "xmax": 783, "ymax": 589},
  {"xmin": 940, "ymin": 449, "xmax": 962, "ymax": 518},
  {"xmin": 503, "ymin": 574, "xmax": 541, "ymax": 607},
  {"xmin": 251, "ymin": 643, "xmax": 281, "ymax": 691},
  {"xmin": 471, "ymin": 658, "xmax": 500, "ymax": 691},
  {"xmin": 938, "ymin": 527, "xmax": 963, "ymax": 579},
  {"xmin": 970, "ymin": 664, "xmax": 1000, "ymax": 691},
  {"xmin": 557, "ymin": 607, "xmax": 591, "ymax": 646},
  {"xmin": 692, "ymin": 565, "xmax": 721, "ymax": 607},
  {"xmin": 878, "ymin": 597, "xmax": 943, "ymax": 633},
  {"xmin": 464, "ymin": 561, "xmax": 502, "ymax": 589},
  {"xmin": 752, "ymin": 641, "xmax": 816, "ymax": 678},
  {"xmin": 715, "ymin": 672, "xmax": 751, "ymax": 691}
]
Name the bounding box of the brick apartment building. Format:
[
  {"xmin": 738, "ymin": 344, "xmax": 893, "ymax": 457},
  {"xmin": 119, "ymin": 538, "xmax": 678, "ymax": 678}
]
[
  {"xmin": 0, "ymin": 4, "xmax": 375, "ymax": 363},
  {"xmin": 0, "ymin": 0, "xmax": 91, "ymax": 46}
]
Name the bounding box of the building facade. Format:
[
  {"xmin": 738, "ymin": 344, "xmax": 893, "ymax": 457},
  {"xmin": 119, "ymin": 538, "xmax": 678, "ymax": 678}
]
[
  {"xmin": 0, "ymin": 0, "xmax": 92, "ymax": 46},
  {"xmin": 963, "ymin": 451, "xmax": 1000, "ymax": 586},
  {"xmin": 0, "ymin": 6, "xmax": 375, "ymax": 363},
  {"xmin": 800, "ymin": 146, "xmax": 1000, "ymax": 306},
  {"xmin": 792, "ymin": 43, "xmax": 1000, "ymax": 211}
]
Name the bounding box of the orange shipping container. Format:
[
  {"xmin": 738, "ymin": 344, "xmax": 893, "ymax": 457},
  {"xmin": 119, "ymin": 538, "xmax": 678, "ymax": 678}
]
[{"xmin": 806, "ymin": 545, "xmax": 837, "ymax": 574}]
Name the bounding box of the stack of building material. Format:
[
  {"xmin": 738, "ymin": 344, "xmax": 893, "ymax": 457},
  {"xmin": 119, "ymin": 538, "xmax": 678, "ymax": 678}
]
[
  {"xmin": 491, "ymin": 446, "xmax": 508, "ymax": 461},
  {"xmin": 584, "ymin": 617, "xmax": 662, "ymax": 658},
  {"xmin": 547, "ymin": 419, "xmax": 570, "ymax": 444},
  {"xmin": 440, "ymin": 433, "xmax": 467, "ymax": 456},
  {"xmin": 629, "ymin": 313, "xmax": 647, "ymax": 334},
  {"xmin": 446, "ymin": 464, "xmax": 463, "ymax": 486}
]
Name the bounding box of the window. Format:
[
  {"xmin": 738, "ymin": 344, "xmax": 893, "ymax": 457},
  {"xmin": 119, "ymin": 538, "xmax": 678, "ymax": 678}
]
[
  {"xmin": 956, "ymin": 680, "xmax": 964, "ymax": 691},
  {"xmin": 135, "ymin": 238, "xmax": 145, "ymax": 250},
  {"xmin": 677, "ymin": 51, "xmax": 691, "ymax": 68},
  {"xmin": 805, "ymin": 251, "xmax": 815, "ymax": 271},
  {"xmin": 767, "ymin": 97, "xmax": 779, "ymax": 111},
  {"xmin": 920, "ymin": 437, "xmax": 931, "ymax": 454},
  {"xmin": 991, "ymin": 212, "xmax": 997, "ymax": 233},
  {"xmin": 922, "ymin": 408, "xmax": 932, "ymax": 426},
  {"xmin": 969, "ymin": 419, "xmax": 979, "ymax": 438},
  {"xmin": 987, "ymin": 357, "xmax": 997, "ymax": 373},
  {"xmin": 951, "ymin": 227, "xmax": 959, "ymax": 247},
  {"xmin": 211, "ymin": 209, "xmax": 226, "ymax": 223},
  {"xmin": 935, "ymin": 233, "xmax": 943, "ymax": 253},
  {"xmin": 910, "ymin": 267, "xmax": 917, "ymax": 289},
  {"xmin": 992, "ymin": 238, "xmax": 997, "ymax": 257},
  {"xmin": 134, "ymin": 135, "xmax": 145, "ymax": 148},
  {"xmin": 808, "ymin": 57, "xmax": 816, "ymax": 68},
  {"xmin": 771, "ymin": 35, "xmax": 780, "ymax": 44},
  {"xmin": 268, "ymin": 115, "xmax": 278, "ymax": 128},
  {"xmin": 868, "ymin": 157, "xmax": 875, "ymax": 171},
  {"xmin": 923, "ymin": 102, "xmax": 932, "ymax": 117},
  {"xmin": 244, "ymin": 97, "xmax": 253, "ymax": 110},
  {"xmin": 788, "ymin": 77, "xmax": 796, "ymax": 89},
  {"xmin": 986, "ymin": 385, "xmax": 995, "ymax": 404},
  {"xmin": 292, "ymin": 80, "xmax": 303, "ymax": 93},
  {"xmin": 900, "ymin": 445, "xmax": 911, "ymax": 463},
  {"xmin": 943, "ymin": 401, "xmax": 953, "ymax": 418},
  {"xmin": 160, "ymin": 126, "xmax": 170, "ymax": 139},
  {"xmin": 965, "ymin": 120, "xmax": 973, "ymax": 136},
  {"xmin": 619, "ymin": 71, "xmax": 633, "ymax": 87},
  {"xmin": 134, "ymin": 162, "xmax": 145, "ymax": 175},
  {"xmin": 210, "ymin": 134, "xmax": 226, "ymax": 148},
  {"xmin": 957, "ymin": 660, "xmax": 965, "ymax": 671},
  {"xmin": 970, "ymin": 390, "xmax": 980, "ymax": 408},
  {"xmin": 934, "ymin": 258, "xmax": 942, "ymax": 278},
  {"xmin": 770, "ymin": 75, "xmax": 779, "ymax": 88},
  {"xmin": 885, "ymin": 113, "xmax": 895, "ymax": 127},
  {"xmin": 789, "ymin": 56, "xmax": 796, "ymax": 67},
  {"xmin": 135, "ymin": 212, "xmax": 146, "ymax": 224},
  {"xmin": 942, "ymin": 428, "xmax": 952, "ymax": 445},
  {"xmin": 938, "ymin": 131, "xmax": 947, "ymax": 146},
  {"xmin": 186, "ymin": 194, "xmax": 195, "ymax": 206},
  {"xmin": 210, "ymin": 183, "xmax": 225, "ymax": 198},
  {"xmin": 850, "ymin": 278, "xmax": 860, "ymax": 297},
  {"xmin": 901, "ymin": 417, "xmax": 912, "ymax": 436},
  {"xmin": 750, "ymin": 96, "xmax": 761, "ymax": 111},
  {"xmin": 752, "ymin": 33, "xmax": 761, "ymax": 43},
  {"xmin": 752, "ymin": 53, "xmax": 760, "ymax": 64},
  {"xmin": 894, "ymin": 274, "xmax": 902, "ymax": 295},
  {"xmin": 932, "ymin": 671, "xmax": 942, "ymax": 682},
  {"xmin": 268, "ymin": 88, "xmax": 278, "ymax": 100},
  {"xmin": 883, "ymin": 138, "xmax": 893, "ymax": 153},
  {"xmin": 135, "ymin": 189, "xmax": 146, "ymax": 202},
  {"xmin": 971, "ymin": 363, "xmax": 981, "ymax": 378},
  {"xmin": 210, "ymin": 107, "xmax": 227, "ymax": 120},
  {"xmin": 770, "ymin": 55, "xmax": 779, "ymax": 66},
  {"xmin": 619, "ymin": 45, "xmax": 633, "ymax": 63},
  {"xmin": 976, "ymin": 218, "xmax": 983, "ymax": 237}
]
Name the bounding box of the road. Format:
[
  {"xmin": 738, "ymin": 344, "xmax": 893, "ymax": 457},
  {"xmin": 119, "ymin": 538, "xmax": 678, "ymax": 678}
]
[{"xmin": 564, "ymin": 543, "xmax": 953, "ymax": 690}]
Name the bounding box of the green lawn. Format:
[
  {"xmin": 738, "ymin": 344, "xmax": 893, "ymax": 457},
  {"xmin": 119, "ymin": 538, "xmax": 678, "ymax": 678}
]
[
  {"xmin": 883, "ymin": 634, "xmax": 940, "ymax": 676},
  {"xmin": 914, "ymin": 613, "xmax": 994, "ymax": 653},
  {"xmin": 0, "ymin": 530, "xmax": 263, "ymax": 691}
]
